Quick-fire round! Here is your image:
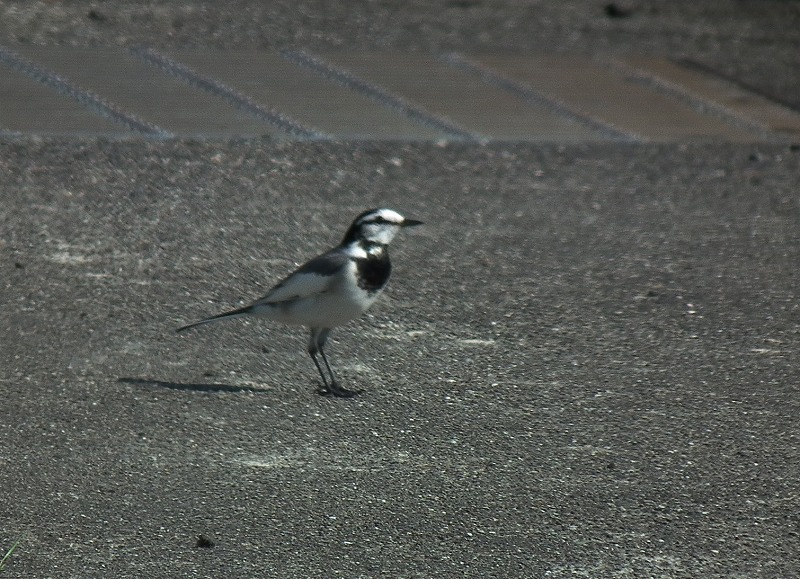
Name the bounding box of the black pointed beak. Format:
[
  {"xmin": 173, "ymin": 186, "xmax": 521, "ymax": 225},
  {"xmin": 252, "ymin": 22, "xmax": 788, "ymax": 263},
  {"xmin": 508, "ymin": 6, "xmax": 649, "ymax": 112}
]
[{"xmin": 402, "ymin": 218, "xmax": 423, "ymax": 227}]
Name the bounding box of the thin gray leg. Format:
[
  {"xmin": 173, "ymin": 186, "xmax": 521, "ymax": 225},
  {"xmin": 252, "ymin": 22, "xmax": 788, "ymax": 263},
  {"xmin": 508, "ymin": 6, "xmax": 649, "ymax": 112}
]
[{"xmin": 309, "ymin": 328, "xmax": 361, "ymax": 398}]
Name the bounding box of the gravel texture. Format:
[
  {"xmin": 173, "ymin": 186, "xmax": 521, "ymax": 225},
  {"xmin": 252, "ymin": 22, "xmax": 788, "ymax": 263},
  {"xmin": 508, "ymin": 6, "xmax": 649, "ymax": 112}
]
[{"xmin": 2, "ymin": 139, "xmax": 800, "ymax": 577}]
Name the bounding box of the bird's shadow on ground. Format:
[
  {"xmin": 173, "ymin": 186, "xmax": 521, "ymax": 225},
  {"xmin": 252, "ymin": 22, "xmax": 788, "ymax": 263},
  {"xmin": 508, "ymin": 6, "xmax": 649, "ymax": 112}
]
[{"xmin": 117, "ymin": 377, "xmax": 269, "ymax": 394}]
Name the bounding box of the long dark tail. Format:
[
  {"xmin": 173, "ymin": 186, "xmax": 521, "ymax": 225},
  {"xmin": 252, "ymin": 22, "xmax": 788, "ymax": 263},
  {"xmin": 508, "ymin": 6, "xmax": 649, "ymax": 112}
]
[{"xmin": 176, "ymin": 305, "xmax": 253, "ymax": 333}]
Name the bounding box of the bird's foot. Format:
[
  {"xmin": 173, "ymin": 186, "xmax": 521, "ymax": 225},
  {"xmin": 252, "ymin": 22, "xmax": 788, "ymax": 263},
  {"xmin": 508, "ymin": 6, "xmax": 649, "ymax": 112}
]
[{"xmin": 318, "ymin": 381, "xmax": 362, "ymax": 398}]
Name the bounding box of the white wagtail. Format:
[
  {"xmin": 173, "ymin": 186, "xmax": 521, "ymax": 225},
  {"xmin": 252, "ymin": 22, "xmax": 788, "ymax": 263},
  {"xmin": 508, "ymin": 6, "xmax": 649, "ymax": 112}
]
[{"xmin": 177, "ymin": 208, "xmax": 422, "ymax": 397}]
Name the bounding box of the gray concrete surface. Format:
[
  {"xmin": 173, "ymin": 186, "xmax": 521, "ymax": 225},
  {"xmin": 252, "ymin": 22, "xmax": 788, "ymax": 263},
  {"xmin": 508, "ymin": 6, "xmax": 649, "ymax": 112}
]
[
  {"xmin": 2, "ymin": 2, "xmax": 800, "ymax": 578},
  {"xmin": 2, "ymin": 46, "xmax": 800, "ymax": 141},
  {"xmin": 1, "ymin": 0, "xmax": 799, "ymax": 110}
]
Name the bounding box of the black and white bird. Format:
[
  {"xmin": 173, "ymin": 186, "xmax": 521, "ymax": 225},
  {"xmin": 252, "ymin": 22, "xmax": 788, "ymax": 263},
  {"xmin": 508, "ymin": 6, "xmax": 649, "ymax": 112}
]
[{"xmin": 177, "ymin": 208, "xmax": 422, "ymax": 397}]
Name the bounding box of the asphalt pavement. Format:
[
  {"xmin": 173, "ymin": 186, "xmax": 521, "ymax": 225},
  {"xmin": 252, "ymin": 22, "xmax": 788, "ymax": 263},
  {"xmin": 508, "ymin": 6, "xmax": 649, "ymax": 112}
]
[{"xmin": 1, "ymin": 2, "xmax": 800, "ymax": 578}]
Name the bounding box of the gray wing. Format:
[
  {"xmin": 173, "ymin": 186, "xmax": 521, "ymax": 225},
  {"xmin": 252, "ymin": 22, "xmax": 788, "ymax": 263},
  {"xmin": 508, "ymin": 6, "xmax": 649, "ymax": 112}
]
[{"xmin": 254, "ymin": 249, "xmax": 350, "ymax": 305}]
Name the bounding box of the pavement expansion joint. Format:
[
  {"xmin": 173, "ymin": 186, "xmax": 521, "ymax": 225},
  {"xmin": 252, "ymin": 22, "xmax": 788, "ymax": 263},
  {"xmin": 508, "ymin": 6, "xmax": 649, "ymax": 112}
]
[
  {"xmin": 441, "ymin": 51, "xmax": 640, "ymax": 143},
  {"xmin": 130, "ymin": 45, "xmax": 329, "ymax": 140},
  {"xmin": 0, "ymin": 43, "xmax": 171, "ymax": 137},
  {"xmin": 281, "ymin": 48, "xmax": 484, "ymax": 142}
]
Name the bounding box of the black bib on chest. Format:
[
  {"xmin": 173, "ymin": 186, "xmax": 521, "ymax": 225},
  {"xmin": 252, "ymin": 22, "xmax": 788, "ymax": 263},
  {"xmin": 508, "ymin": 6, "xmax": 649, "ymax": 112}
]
[{"xmin": 356, "ymin": 250, "xmax": 391, "ymax": 293}]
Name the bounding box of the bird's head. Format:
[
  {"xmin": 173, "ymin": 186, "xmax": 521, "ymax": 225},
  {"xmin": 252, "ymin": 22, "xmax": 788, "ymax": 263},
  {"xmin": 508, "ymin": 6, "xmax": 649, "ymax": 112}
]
[{"xmin": 341, "ymin": 208, "xmax": 423, "ymax": 246}]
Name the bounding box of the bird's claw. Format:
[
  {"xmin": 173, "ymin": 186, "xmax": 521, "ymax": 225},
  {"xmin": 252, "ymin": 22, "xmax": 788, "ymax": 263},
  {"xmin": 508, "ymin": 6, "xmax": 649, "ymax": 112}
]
[{"xmin": 318, "ymin": 381, "xmax": 362, "ymax": 398}]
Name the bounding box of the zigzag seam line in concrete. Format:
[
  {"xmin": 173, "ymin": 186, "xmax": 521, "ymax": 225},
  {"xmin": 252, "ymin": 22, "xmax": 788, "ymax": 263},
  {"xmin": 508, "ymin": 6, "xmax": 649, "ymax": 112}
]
[
  {"xmin": 280, "ymin": 48, "xmax": 486, "ymax": 143},
  {"xmin": 608, "ymin": 58, "xmax": 784, "ymax": 143},
  {"xmin": 0, "ymin": 43, "xmax": 171, "ymax": 137},
  {"xmin": 129, "ymin": 45, "xmax": 330, "ymax": 140},
  {"xmin": 440, "ymin": 52, "xmax": 641, "ymax": 144}
]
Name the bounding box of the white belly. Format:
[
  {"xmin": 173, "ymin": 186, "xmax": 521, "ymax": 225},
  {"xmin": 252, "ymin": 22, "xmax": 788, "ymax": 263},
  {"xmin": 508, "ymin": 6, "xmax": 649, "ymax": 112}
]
[{"xmin": 254, "ymin": 283, "xmax": 382, "ymax": 329}]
